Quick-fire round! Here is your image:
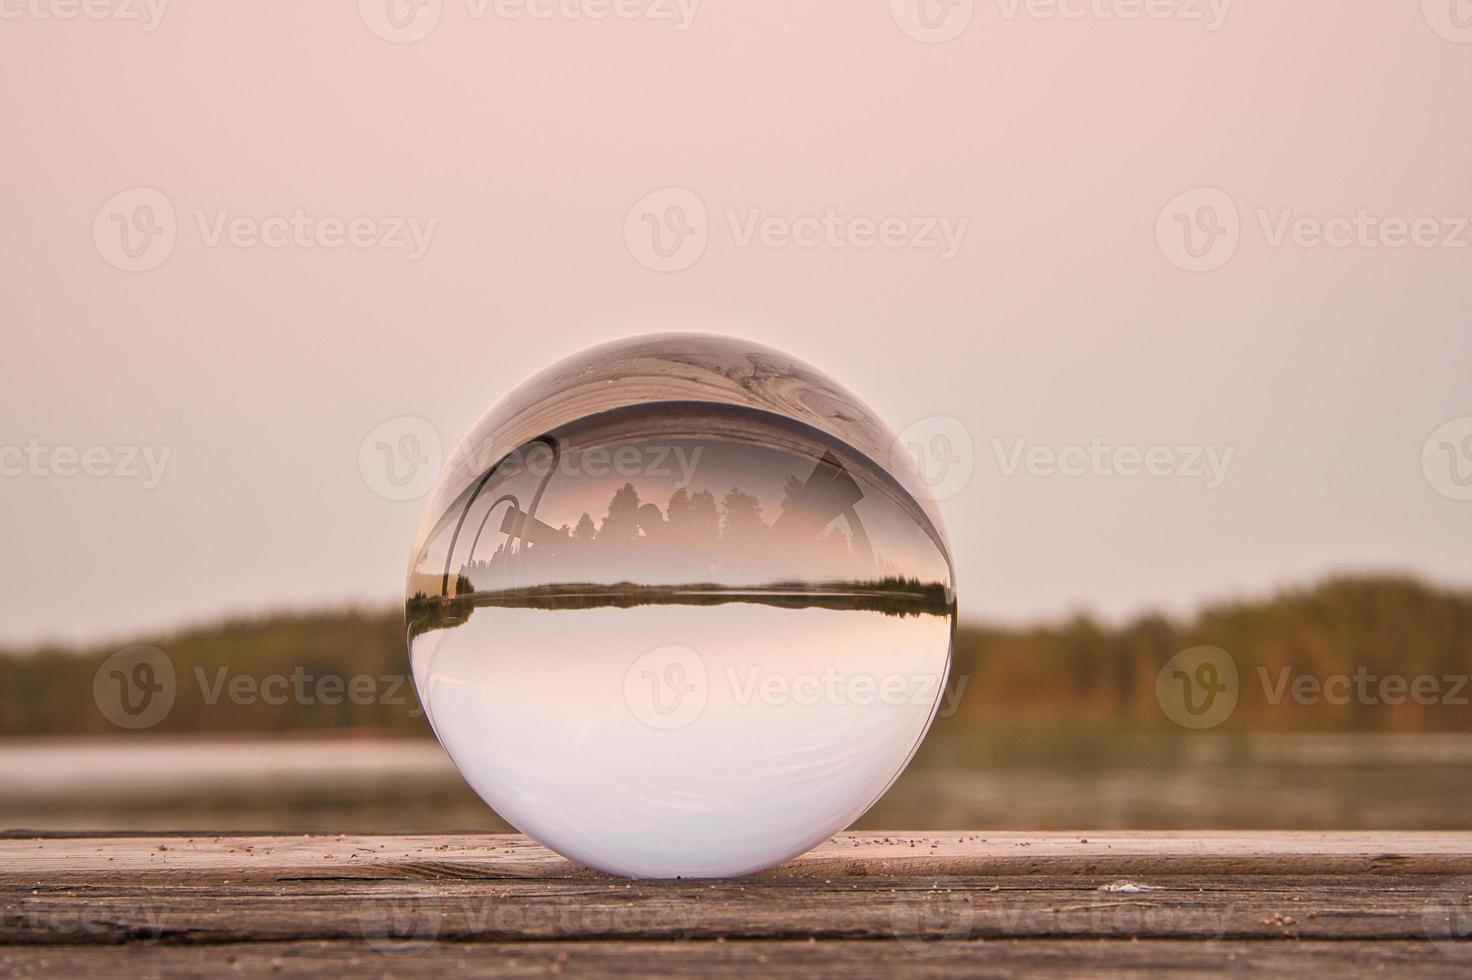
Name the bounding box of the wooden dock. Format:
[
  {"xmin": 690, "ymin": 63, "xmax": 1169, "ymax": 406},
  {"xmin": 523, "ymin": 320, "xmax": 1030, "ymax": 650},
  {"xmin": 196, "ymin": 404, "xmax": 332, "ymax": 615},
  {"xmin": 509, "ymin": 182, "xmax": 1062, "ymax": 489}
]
[{"xmin": 4, "ymin": 831, "xmax": 1472, "ymax": 976}]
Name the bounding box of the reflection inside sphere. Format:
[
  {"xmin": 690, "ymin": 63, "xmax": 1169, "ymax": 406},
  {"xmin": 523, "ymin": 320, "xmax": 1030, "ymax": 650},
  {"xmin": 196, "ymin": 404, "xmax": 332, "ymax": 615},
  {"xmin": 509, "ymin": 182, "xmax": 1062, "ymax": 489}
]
[{"xmin": 407, "ymin": 335, "xmax": 954, "ymax": 879}]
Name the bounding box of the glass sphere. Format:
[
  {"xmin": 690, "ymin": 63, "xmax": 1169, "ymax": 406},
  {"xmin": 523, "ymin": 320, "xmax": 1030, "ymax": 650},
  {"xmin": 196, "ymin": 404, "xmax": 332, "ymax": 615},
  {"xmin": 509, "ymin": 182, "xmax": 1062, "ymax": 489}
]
[{"xmin": 407, "ymin": 334, "xmax": 955, "ymax": 878}]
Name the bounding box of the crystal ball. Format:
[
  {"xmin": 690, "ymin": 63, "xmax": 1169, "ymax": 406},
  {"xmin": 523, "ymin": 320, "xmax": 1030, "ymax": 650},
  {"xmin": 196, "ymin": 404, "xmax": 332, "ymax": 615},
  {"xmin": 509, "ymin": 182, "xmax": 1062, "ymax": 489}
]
[{"xmin": 407, "ymin": 334, "xmax": 955, "ymax": 878}]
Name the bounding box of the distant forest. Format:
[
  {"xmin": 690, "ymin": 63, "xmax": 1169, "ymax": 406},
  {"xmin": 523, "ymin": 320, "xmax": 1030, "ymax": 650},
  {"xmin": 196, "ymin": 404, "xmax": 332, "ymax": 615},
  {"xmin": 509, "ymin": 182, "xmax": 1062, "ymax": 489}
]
[{"xmin": 2, "ymin": 575, "xmax": 1470, "ymax": 736}]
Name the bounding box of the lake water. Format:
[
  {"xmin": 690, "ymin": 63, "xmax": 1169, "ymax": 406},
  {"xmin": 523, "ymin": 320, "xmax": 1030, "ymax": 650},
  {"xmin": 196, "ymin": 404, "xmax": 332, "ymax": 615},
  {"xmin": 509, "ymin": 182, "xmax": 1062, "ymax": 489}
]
[{"xmin": 3, "ymin": 732, "xmax": 1470, "ymax": 833}]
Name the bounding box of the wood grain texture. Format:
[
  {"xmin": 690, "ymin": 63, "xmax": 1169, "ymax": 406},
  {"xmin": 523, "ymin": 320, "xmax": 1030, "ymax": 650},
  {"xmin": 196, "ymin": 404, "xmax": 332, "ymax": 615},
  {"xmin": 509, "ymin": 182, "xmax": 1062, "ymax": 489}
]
[
  {"xmin": 1, "ymin": 940, "xmax": 1469, "ymax": 979},
  {"xmin": 3, "ymin": 833, "xmax": 1471, "ymax": 977},
  {"xmin": 5, "ymin": 831, "xmax": 1471, "ymax": 881}
]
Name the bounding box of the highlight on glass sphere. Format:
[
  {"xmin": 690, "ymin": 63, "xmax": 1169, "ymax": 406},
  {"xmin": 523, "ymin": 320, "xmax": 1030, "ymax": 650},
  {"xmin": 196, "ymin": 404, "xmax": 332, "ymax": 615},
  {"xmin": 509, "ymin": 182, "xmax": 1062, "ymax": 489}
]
[{"xmin": 406, "ymin": 333, "xmax": 955, "ymax": 878}]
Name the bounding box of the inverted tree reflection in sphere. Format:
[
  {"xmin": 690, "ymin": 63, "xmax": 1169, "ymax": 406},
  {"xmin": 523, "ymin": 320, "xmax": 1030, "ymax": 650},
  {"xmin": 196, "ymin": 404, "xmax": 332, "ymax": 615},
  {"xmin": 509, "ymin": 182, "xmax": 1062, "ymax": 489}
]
[{"xmin": 407, "ymin": 334, "xmax": 955, "ymax": 878}]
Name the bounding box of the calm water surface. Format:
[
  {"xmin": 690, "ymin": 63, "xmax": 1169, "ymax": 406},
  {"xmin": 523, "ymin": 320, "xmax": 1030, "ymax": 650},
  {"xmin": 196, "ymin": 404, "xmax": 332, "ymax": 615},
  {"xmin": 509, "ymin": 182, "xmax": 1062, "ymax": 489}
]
[{"xmin": 3, "ymin": 732, "xmax": 1470, "ymax": 833}]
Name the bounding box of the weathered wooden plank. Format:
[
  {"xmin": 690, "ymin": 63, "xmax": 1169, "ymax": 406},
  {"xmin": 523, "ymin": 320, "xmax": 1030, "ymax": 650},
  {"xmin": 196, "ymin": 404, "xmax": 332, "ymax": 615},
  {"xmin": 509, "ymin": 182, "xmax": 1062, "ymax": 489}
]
[
  {"xmin": 2, "ymin": 939, "xmax": 1469, "ymax": 979},
  {"xmin": 5, "ymin": 833, "xmax": 1471, "ymax": 978},
  {"xmin": 0, "ymin": 875, "xmax": 1463, "ymax": 945},
  {"xmin": 4, "ymin": 832, "xmax": 1471, "ymax": 883}
]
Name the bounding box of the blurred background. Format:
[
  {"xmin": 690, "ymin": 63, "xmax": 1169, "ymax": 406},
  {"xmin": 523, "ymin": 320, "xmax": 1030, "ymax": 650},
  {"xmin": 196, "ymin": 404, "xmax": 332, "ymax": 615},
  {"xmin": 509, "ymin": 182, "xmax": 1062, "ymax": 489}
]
[{"xmin": 2, "ymin": 1, "xmax": 1470, "ymax": 833}]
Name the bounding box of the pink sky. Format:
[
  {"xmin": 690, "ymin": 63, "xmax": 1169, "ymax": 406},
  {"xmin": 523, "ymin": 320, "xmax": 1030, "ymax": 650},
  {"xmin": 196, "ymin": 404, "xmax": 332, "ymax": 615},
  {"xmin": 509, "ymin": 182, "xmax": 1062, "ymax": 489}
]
[{"xmin": 2, "ymin": 1, "xmax": 1470, "ymax": 644}]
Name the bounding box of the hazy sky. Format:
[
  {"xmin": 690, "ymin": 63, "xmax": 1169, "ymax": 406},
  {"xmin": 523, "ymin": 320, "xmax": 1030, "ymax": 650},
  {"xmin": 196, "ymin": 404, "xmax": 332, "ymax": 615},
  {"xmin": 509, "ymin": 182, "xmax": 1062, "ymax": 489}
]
[{"xmin": 3, "ymin": 1, "xmax": 1470, "ymax": 645}]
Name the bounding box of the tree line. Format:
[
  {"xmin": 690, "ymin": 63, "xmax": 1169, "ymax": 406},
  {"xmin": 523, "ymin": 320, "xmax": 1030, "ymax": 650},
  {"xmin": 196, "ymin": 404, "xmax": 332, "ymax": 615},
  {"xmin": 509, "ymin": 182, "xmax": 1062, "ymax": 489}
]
[{"xmin": 2, "ymin": 575, "xmax": 1470, "ymax": 736}]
